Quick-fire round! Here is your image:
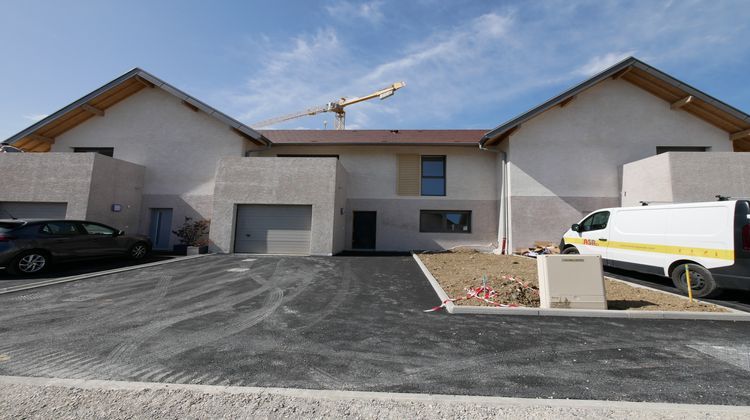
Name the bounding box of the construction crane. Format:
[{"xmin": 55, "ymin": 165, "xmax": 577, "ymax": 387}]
[{"xmin": 252, "ymin": 81, "xmax": 406, "ymax": 130}]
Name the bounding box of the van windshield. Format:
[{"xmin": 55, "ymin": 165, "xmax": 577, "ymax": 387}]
[{"xmin": 0, "ymin": 222, "xmax": 22, "ymax": 233}]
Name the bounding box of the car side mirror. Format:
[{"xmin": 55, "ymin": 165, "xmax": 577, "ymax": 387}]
[{"xmin": 571, "ymin": 224, "xmax": 581, "ymax": 232}]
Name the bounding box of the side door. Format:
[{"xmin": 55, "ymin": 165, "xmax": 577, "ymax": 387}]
[
  {"xmin": 572, "ymin": 211, "xmax": 611, "ymax": 258},
  {"xmin": 37, "ymin": 221, "xmax": 90, "ymax": 259},
  {"xmin": 79, "ymin": 222, "xmax": 122, "ymax": 256}
]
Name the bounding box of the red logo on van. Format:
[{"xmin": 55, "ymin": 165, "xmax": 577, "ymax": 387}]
[{"xmin": 583, "ymin": 239, "xmax": 598, "ymax": 246}]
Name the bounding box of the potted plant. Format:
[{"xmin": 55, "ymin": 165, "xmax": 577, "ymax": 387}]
[{"xmin": 172, "ymin": 217, "xmax": 210, "ymax": 255}]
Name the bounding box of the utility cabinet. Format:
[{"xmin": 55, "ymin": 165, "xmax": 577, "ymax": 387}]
[{"xmin": 537, "ymin": 255, "xmax": 607, "ymax": 310}]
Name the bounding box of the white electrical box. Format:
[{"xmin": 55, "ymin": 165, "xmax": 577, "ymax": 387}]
[{"xmin": 537, "ymin": 255, "xmax": 607, "ymax": 310}]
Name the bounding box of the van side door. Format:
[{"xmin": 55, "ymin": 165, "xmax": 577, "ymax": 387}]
[{"xmin": 574, "ymin": 211, "xmax": 611, "ymax": 258}]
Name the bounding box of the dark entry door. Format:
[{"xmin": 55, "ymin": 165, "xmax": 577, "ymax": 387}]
[{"xmin": 352, "ymin": 211, "xmax": 377, "ymax": 250}]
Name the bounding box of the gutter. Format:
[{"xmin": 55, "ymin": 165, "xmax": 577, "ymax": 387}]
[{"xmin": 478, "ymin": 142, "xmax": 510, "ymax": 254}]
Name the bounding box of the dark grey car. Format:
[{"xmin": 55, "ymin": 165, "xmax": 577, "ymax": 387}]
[{"xmin": 0, "ymin": 219, "xmax": 152, "ymax": 275}]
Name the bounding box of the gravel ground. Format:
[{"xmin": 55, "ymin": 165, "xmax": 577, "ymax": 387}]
[
  {"xmin": 418, "ymin": 251, "xmax": 726, "ymax": 311},
  {"xmin": 1, "ymin": 381, "xmax": 749, "ymax": 420}
]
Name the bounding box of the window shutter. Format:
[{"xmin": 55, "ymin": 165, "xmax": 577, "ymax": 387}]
[{"xmin": 397, "ymin": 154, "xmax": 420, "ymax": 196}]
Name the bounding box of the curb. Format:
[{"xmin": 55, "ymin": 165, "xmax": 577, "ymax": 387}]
[
  {"xmin": 412, "ymin": 252, "xmax": 750, "ymax": 321},
  {"xmin": 1, "ymin": 375, "xmax": 749, "ymax": 414},
  {"xmin": 0, "ymin": 254, "xmax": 207, "ymax": 295}
]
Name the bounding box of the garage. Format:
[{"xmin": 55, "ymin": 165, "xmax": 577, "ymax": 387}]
[
  {"xmin": 234, "ymin": 204, "xmax": 312, "ymax": 255},
  {"xmin": 0, "ymin": 202, "xmax": 67, "ymax": 219}
]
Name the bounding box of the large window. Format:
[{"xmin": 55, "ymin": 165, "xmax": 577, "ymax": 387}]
[
  {"xmin": 40, "ymin": 222, "xmax": 81, "ymax": 235},
  {"xmin": 81, "ymin": 222, "xmax": 117, "ymax": 236},
  {"xmin": 73, "ymin": 147, "xmax": 114, "ymax": 157},
  {"xmin": 420, "ymin": 210, "xmax": 471, "ymax": 233},
  {"xmin": 421, "ymin": 156, "xmax": 445, "ymax": 196},
  {"xmin": 580, "ymin": 211, "xmax": 610, "ymax": 232}
]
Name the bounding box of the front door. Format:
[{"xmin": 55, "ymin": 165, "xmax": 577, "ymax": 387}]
[
  {"xmin": 149, "ymin": 208, "xmax": 173, "ymax": 250},
  {"xmin": 352, "ymin": 211, "xmax": 377, "ymax": 250}
]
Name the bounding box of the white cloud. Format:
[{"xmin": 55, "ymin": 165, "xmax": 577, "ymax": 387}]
[
  {"xmin": 575, "ymin": 51, "xmax": 636, "ymax": 77},
  {"xmin": 22, "ymin": 114, "xmax": 47, "ymax": 122},
  {"xmin": 326, "ymin": 1, "xmax": 384, "ymax": 24},
  {"xmin": 221, "ymin": 1, "xmax": 750, "ymax": 130}
]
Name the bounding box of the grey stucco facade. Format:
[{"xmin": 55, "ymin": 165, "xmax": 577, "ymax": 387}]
[
  {"xmin": 0, "ymin": 153, "xmax": 144, "ymax": 232},
  {"xmin": 622, "ymin": 152, "xmax": 750, "ymax": 206},
  {"xmin": 210, "ymin": 157, "xmax": 347, "ymax": 255}
]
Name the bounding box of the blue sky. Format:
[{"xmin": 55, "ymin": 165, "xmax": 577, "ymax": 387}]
[{"xmin": 1, "ymin": 0, "xmax": 749, "ymax": 138}]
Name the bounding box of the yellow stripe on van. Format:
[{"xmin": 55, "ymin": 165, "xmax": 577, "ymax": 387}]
[{"xmin": 563, "ymin": 237, "xmax": 735, "ymax": 261}]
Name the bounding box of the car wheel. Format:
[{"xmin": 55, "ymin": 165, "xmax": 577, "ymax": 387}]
[
  {"xmin": 561, "ymin": 246, "xmax": 580, "ymax": 254},
  {"xmin": 8, "ymin": 251, "xmax": 49, "ymax": 275},
  {"xmin": 671, "ymin": 263, "xmax": 720, "ymax": 298},
  {"xmin": 129, "ymin": 242, "xmax": 149, "ymax": 260}
]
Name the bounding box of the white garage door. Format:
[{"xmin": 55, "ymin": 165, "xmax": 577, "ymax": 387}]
[
  {"xmin": 0, "ymin": 202, "xmax": 67, "ymax": 219},
  {"xmin": 234, "ymin": 205, "xmax": 312, "ymax": 255}
]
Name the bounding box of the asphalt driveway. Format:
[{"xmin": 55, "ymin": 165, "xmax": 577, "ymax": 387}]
[{"xmin": 0, "ymin": 254, "xmax": 749, "ymax": 405}]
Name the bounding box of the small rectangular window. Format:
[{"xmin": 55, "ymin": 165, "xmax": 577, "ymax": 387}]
[
  {"xmin": 73, "ymin": 147, "xmax": 114, "ymax": 157},
  {"xmin": 420, "ymin": 210, "xmax": 471, "ymax": 233},
  {"xmin": 656, "ymin": 146, "xmax": 709, "ymax": 155},
  {"xmin": 421, "ymin": 156, "xmax": 445, "ymax": 196}
]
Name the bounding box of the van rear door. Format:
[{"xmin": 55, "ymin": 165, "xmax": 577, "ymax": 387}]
[{"xmin": 574, "ymin": 210, "xmax": 611, "ymax": 258}]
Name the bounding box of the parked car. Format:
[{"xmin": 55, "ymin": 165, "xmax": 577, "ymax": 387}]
[
  {"xmin": 0, "ymin": 219, "xmax": 151, "ymax": 275},
  {"xmin": 0, "ymin": 144, "xmax": 24, "ymax": 153},
  {"xmin": 559, "ymin": 200, "xmax": 750, "ymax": 298}
]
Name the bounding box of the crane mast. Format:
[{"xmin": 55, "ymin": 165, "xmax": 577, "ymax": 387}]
[{"xmin": 252, "ymin": 81, "xmax": 405, "ymax": 130}]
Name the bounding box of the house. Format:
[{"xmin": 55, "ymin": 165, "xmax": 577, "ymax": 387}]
[{"xmin": 1, "ymin": 57, "xmax": 748, "ymax": 255}]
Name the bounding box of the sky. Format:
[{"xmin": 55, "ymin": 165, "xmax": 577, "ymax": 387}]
[{"xmin": 1, "ymin": 0, "xmax": 750, "ymax": 139}]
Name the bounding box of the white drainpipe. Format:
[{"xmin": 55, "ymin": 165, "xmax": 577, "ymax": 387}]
[{"xmin": 479, "ymin": 142, "xmax": 510, "ymax": 254}]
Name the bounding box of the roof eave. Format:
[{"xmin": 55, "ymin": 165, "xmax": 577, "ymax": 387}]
[
  {"xmin": 4, "ymin": 68, "xmax": 269, "ymax": 146},
  {"xmin": 480, "ymin": 56, "xmax": 750, "ymax": 146}
]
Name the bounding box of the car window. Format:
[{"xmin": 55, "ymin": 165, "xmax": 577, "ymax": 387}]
[
  {"xmin": 0, "ymin": 222, "xmax": 23, "ymax": 233},
  {"xmin": 81, "ymin": 223, "xmax": 116, "ymax": 236},
  {"xmin": 41, "ymin": 222, "xmax": 81, "ymax": 235},
  {"xmin": 580, "ymin": 211, "xmax": 610, "ymax": 232}
]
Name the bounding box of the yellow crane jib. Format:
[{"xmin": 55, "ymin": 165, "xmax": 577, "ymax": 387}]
[{"xmin": 252, "ymin": 81, "xmax": 406, "ymax": 130}]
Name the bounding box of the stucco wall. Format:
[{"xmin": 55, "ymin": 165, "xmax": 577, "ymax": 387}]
[
  {"xmin": 255, "ymin": 145, "xmax": 499, "ymax": 251},
  {"xmin": 621, "ymin": 152, "xmax": 674, "ymax": 207},
  {"xmin": 50, "ymin": 87, "xmax": 250, "ymax": 243},
  {"xmin": 505, "ymin": 78, "xmax": 734, "ymax": 248},
  {"xmin": 210, "ymin": 157, "xmax": 345, "ymax": 255},
  {"xmin": 0, "ymin": 153, "xmax": 144, "ymax": 230},
  {"xmin": 86, "ymin": 154, "xmax": 144, "ymax": 232},
  {"xmin": 623, "ymin": 152, "xmax": 750, "ymax": 206},
  {"xmin": 0, "ymin": 153, "xmax": 94, "ymax": 219}
]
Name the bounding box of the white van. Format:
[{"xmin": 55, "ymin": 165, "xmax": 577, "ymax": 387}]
[{"xmin": 559, "ymin": 200, "xmax": 750, "ymax": 298}]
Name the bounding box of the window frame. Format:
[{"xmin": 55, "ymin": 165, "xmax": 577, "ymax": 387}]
[
  {"xmin": 39, "ymin": 221, "xmax": 84, "ymax": 236},
  {"xmin": 420, "ymin": 155, "xmax": 446, "ymax": 197},
  {"xmin": 73, "ymin": 147, "xmax": 114, "ymax": 157},
  {"xmin": 419, "ymin": 210, "xmax": 472, "ymax": 233}
]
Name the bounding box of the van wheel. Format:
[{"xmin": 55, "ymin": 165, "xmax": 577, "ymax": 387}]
[
  {"xmin": 562, "ymin": 247, "xmax": 579, "ymax": 254},
  {"xmin": 670, "ymin": 264, "xmax": 720, "ymax": 298},
  {"xmin": 7, "ymin": 251, "xmax": 50, "ymax": 275}
]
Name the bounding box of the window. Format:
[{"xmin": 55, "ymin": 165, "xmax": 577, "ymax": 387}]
[
  {"xmin": 580, "ymin": 211, "xmax": 610, "ymax": 232},
  {"xmin": 656, "ymin": 146, "xmax": 709, "ymax": 155},
  {"xmin": 421, "ymin": 156, "xmax": 445, "ymax": 196},
  {"xmin": 81, "ymin": 222, "xmax": 116, "ymax": 236},
  {"xmin": 277, "ymin": 154, "xmax": 340, "ymax": 159},
  {"xmin": 73, "ymin": 147, "xmax": 114, "ymax": 157},
  {"xmin": 40, "ymin": 222, "xmax": 81, "ymax": 235},
  {"xmin": 420, "ymin": 210, "xmax": 471, "ymax": 233}
]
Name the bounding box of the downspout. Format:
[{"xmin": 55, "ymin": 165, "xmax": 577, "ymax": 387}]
[{"xmin": 479, "ymin": 140, "xmax": 509, "ymax": 254}]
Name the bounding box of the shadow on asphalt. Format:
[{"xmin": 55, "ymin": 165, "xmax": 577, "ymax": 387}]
[
  {"xmin": 0, "ymin": 254, "xmax": 177, "ymax": 288},
  {"xmin": 604, "ymin": 267, "xmax": 750, "ymax": 312}
]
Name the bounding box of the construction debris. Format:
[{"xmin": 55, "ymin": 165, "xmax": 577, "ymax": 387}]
[{"xmin": 516, "ymin": 241, "xmax": 560, "ymax": 257}]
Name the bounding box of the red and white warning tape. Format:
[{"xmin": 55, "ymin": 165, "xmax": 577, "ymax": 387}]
[{"xmin": 424, "ymin": 275, "xmax": 538, "ymax": 312}]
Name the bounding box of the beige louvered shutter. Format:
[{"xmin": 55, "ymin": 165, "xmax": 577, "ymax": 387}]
[{"xmin": 397, "ymin": 154, "xmax": 420, "ymax": 196}]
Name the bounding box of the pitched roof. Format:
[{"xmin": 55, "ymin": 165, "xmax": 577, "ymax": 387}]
[
  {"xmin": 480, "ymin": 57, "xmax": 750, "ymax": 152},
  {"xmin": 3, "ymin": 68, "xmax": 269, "ymax": 152},
  {"xmin": 259, "ymin": 129, "xmax": 486, "ymax": 145}
]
